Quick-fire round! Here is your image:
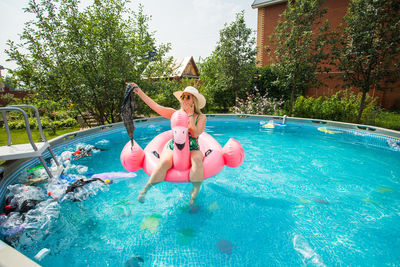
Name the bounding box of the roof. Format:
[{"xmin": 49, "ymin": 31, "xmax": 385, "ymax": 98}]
[
  {"xmin": 170, "ymin": 56, "xmax": 199, "ymax": 78},
  {"xmin": 142, "ymin": 56, "xmax": 199, "ymax": 80},
  {"xmin": 251, "ymin": 0, "xmax": 287, "ymax": 9}
]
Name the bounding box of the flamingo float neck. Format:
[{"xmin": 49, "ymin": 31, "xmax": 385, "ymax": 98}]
[{"xmin": 171, "ymin": 110, "xmax": 191, "ymax": 171}]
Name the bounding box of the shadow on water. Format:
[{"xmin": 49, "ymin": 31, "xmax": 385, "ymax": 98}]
[
  {"xmin": 207, "ymin": 182, "xmax": 293, "ymax": 210},
  {"xmin": 127, "ymin": 181, "xmax": 303, "ymax": 266},
  {"xmin": 120, "ymin": 179, "xmax": 302, "ymax": 266}
]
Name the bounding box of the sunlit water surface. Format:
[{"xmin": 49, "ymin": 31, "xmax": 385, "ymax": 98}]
[{"xmin": 6, "ymin": 118, "xmax": 400, "ymax": 266}]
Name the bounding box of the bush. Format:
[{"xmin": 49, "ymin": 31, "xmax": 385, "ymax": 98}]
[
  {"xmin": 364, "ymin": 110, "xmax": 400, "ymax": 131},
  {"xmin": 1, "ymin": 92, "xmax": 79, "ymax": 130},
  {"xmin": 7, "ymin": 120, "xmax": 26, "ymax": 130},
  {"xmin": 62, "ymin": 118, "xmax": 79, "ymax": 127},
  {"xmin": 4, "ymin": 117, "xmax": 78, "ymax": 130},
  {"xmin": 0, "ymin": 93, "xmax": 21, "ymax": 106},
  {"xmin": 292, "ymin": 90, "xmax": 378, "ymax": 123},
  {"xmin": 231, "ymin": 87, "xmax": 285, "ymax": 115}
]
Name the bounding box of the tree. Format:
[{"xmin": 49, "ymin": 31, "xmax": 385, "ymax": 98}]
[
  {"xmin": 200, "ymin": 11, "xmax": 257, "ymax": 110},
  {"xmin": 6, "ymin": 0, "xmax": 171, "ymax": 125},
  {"xmin": 332, "ymin": 0, "xmax": 400, "ymax": 123},
  {"xmin": 251, "ymin": 65, "xmax": 288, "ymax": 100},
  {"xmin": 269, "ymin": 0, "xmax": 331, "ymax": 115}
]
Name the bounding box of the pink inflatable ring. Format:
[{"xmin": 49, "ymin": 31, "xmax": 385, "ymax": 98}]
[{"xmin": 120, "ymin": 110, "xmax": 245, "ymax": 182}]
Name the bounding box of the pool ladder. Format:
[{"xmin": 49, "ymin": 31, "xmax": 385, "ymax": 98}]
[
  {"xmin": 283, "ymin": 115, "xmax": 287, "ymax": 124},
  {"xmin": 0, "ymin": 105, "xmax": 63, "ymax": 179}
]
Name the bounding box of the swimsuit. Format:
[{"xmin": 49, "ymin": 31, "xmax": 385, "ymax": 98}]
[{"xmin": 168, "ymin": 114, "xmax": 200, "ymax": 151}]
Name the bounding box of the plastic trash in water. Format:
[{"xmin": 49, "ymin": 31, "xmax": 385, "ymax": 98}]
[
  {"xmin": 293, "ymin": 234, "xmax": 325, "ymax": 267},
  {"xmin": 34, "ymin": 248, "xmax": 50, "ymax": 261},
  {"xmin": 125, "ymin": 256, "xmax": 144, "ymax": 267}
]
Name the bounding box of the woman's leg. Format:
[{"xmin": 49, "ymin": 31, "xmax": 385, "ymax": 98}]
[
  {"xmin": 189, "ymin": 150, "xmax": 204, "ymax": 206},
  {"xmin": 137, "ymin": 147, "xmax": 173, "ymax": 203}
]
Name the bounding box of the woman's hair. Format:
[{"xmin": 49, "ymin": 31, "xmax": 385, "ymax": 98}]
[{"xmin": 193, "ymin": 97, "xmax": 202, "ymax": 114}]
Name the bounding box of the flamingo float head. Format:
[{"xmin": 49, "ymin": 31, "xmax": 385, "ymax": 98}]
[{"xmin": 171, "ymin": 110, "xmax": 189, "ymax": 151}]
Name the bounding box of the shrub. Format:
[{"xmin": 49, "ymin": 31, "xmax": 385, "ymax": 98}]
[
  {"xmin": 4, "ymin": 117, "xmax": 78, "ymax": 130},
  {"xmin": 231, "ymin": 87, "xmax": 285, "ymax": 115},
  {"xmin": 62, "ymin": 118, "xmax": 79, "ymax": 127},
  {"xmin": 28, "ymin": 118, "xmax": 38, "ymax": 129},
  {"xmin": 7, "ymin": 120, "xmax": 26, "ymax": 130},
  {"xmin": 363, "ymin": 110, "xmax": 400, "ymax": 131},
  {"xmin": 292, "ymin": 90, "xmax": 378, "ymax": 123},
  {"xmin": 0, "ymin": 93, "xmax": 21, "ymax": 106},
  {"xmin": 2, "ymin": 93, "xmax": 79, "ymax": 130}
]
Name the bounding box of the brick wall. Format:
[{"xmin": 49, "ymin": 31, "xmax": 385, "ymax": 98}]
[
  {"xmin": 0, "ymin": 87, "xmax": 30, "ymax": 106},
  {"xmin": 255, "ymin": 0, "xmax": 400, "ymax": 110}
]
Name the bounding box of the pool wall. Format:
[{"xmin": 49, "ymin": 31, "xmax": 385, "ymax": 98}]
[{"xmin": 0, "ymin": 114, "xmax": 399, "ymax": 266}]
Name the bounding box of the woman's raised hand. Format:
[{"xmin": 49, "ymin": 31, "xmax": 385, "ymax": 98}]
[
  {"xmin": 182, "ymin": 101, "xmax": 194, "ymax": 114},
  {"xmin": 127, "ymin": 82, "xmax": 140, "ymax": 94}
]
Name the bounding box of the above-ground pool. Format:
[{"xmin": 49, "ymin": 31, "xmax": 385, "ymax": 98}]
[{"xmin": 1, "ymin": 116, "xmax": 400, "ymax": 266}]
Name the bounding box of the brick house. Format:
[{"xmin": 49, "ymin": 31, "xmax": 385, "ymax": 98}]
[
  {"xmin": 251, "ymin": 0, "xmax": 400, "ymax": 110},
  {"xmin": 0, "ymin": 66, "xmax": 30, "ymax": 106}
]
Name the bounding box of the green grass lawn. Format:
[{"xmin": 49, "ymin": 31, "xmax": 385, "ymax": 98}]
[{"xmin": 0, "ymin": 127, "xmax": 81, "ymax": 146}]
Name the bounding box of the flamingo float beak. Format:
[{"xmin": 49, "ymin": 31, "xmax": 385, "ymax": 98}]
[
  {"xmin": 176, "ymin": 143, "xmax": 185, "ymax": 150},
  {"xmin": 173, "ymin": 126, "xmax": 188, "ymax": 151}
]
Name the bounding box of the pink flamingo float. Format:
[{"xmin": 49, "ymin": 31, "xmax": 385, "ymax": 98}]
[{"xmin": 120, "ymin": 110, "xmax": 245, "ymax": 182}]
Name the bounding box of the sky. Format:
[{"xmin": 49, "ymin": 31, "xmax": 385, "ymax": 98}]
[{"xmin": 0, "ymin": 0, "xmax": 257, "ymax": 76}]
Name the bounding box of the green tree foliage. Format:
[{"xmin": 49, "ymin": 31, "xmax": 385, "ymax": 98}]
[
  {"xmin": 331, "ymin": 0, "xmax": 400, "ymax": 123},
  {"xmin": 199, "ymin": 11, "xmax": 257, "ymax": 110},
  {"xmin": 6, "ymin": 0, "xmax": 171, "ymax": 125},
  {"xmin": 134, "ymin": 77, "xmax": 204, "ymax": 116},
  {"xmin": 251, "ymin": 65, "xmax": 288, "ymax": 100},
  {"xmin": 269, "ymin": 0, "xmax": 331, "ymax": 116}
]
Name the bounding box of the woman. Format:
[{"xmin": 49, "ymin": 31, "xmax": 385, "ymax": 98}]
[{"xmin": 131, "ymin": 83, "xmax": 207, "ymax": 206}]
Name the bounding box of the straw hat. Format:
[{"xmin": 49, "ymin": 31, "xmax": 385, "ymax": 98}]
[{"xmin": 173, "ymin": 86, "xmax": 206, "ymax": 109}]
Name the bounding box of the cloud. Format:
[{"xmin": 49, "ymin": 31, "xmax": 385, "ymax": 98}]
[
  {"xmin": 0, "ymin": 0, "xmax": 256, "ymax": 69},
  {"xmin": 193, "ymin": 0, "xmax": 243, "ymax": 29}
]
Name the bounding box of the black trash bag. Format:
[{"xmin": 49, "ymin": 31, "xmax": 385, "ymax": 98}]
[
  {"xmin": 65, "ymin": 178, "xmax": 105, "ymax": 194},
  {"xmin": 121, "ymin": 83, "xmax": 138, "ymax": 148}
]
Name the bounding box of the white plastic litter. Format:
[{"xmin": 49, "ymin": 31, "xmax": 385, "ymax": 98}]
[
  {"xmin": 23, "ymin": 200, "xmax": 60, "ymax": 229},
  {"xmin": 34, "ymin": 248, "xmax": 50, "ymax": 261},
  {"xmin": 0, "ymin": 143, "xmax": 110, "ymax": 247},
  {"xmin": 293, "ymin": 234, "xmax": 325, "ymax": 267},
  {"xmin": 95, "ymin": 139, "xmax": 109, "ymax": 145}
]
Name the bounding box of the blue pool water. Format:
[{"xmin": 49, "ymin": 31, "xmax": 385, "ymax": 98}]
[{"xmin": 4, "ymin": 118, "xmax": 400, "ymax": 266}]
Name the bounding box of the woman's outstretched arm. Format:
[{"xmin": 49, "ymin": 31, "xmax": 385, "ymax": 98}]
[{"xmin": 132, "ymin": 83, "xmax": 175, "ymax": 119}]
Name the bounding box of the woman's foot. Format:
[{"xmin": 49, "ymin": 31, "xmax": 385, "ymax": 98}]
[
  {"xmin": 189, "ymin": 183, "xmax": 200, "ymax": 206},
  {"xmin": 189, "ymin": 197, "xmax": 195, "ymax": 207},
  {"xmin": 137, "ymin": 191, "xmax": 146, "ymax": 203},
  {"xmin": 189, "ymin": 190, "xmax": 195, "ymax": 206}
]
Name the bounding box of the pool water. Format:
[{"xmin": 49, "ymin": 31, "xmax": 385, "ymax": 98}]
[{"xmin": 7, "ymin": 119, "xmax": 400, "ymax": 266}]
